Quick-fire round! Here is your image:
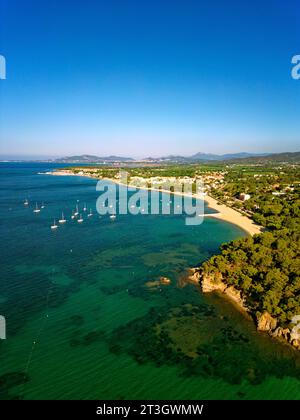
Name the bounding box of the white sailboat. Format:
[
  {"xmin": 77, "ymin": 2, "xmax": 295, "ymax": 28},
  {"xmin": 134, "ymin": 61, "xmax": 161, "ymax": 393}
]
[
  {"xmin": 71, "ymin": 210, "xmax": 76, "ymax": 219},
  {"xmin": 77, "ymin": 214, "xmax": 83, "ymax": 223},
  {"xmin": 51, "ymin": 219, "xmax": 58, "ymax": 229},
  {"xmin": 58, "ymin": 212, "xmax": 66, "ymax": 223},
  {"xmin": 24, "ymin": 199, "xmax": 29, "ymax": 206},
  {"xmin": 41, "ymin": 202, "xmax": 45, "ymax": 209},
  {"xmin": 33, "ymin": 202, "xmax": 40, "ymax": 213},
  {"xmin": 83, "ymin": 203, "xmax": 87, "ymax": 212},
  {"xmin": 74, "ymin": 204, "xmax": 79, "ymax": 216},
  {"xmin": 109, "ymin": 214, "xmax": 116, "ymax": 220},
  {"xmin": 87, "ymin": 208, "xmax": 93, "ymax": 217}
]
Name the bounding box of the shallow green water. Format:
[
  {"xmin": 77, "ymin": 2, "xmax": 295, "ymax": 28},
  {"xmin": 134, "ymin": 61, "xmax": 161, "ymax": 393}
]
[{"xmin": 0, "ymin": 163, "xmax": 299, "ymax": 400}]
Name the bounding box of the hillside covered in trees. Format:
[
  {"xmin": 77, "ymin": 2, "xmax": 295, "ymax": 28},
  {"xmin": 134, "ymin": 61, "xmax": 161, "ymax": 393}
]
[
  {"xmin": 201, "ymin": 229, "xmax": 300, "ymax": 325},
  {"xmin": 200, "ymin": 163, "xmax": 300, "ymax": 346}
]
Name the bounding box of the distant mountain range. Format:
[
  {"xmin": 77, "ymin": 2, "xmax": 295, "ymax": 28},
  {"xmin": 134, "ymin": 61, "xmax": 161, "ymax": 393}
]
[
  {"xmin": 52, "ymin": 154, "xmax": 135, "ymax": 163},
  {"xmin": 53, "ymin": 152, "xmax": 271, "ymax": 163},
  {"xmin": 3, "ymin": 151, "xmax": 299, "ymax": 164}
]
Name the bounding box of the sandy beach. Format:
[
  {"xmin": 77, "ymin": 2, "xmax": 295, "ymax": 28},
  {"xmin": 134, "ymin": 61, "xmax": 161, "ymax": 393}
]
[
  {"xmin": 50, "ymin": 170, "xmax": 263, "ymax": 236},
  {"xmin": 201, "ymin": 194, "xmax": 263, "ymax": 235}
]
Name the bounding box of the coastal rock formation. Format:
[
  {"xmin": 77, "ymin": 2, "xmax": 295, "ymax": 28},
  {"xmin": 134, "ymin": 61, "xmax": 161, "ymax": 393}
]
[
  {"xmin": 290, "ymin": 327, "xmax": 300, "ymax": 349},
  {"xmin": 186, "ymin": 267, "xmax": 299, "ymax": 352},
  {"xmin": 268, "ymin": 326, "xmax": 300, "ymax": 349},
  {"xmin": 257, "ymin": 312, "xmax": 277, "ymax": 332},
  {"xmin": 182, "ymin": 268, "xmax": 201, "ymax": 286},
  {"xmin": 291, "ymin": 339, "xmax": 300, "ymax": 349},
  {"xmin": 187, "ymin": 268, "xmax": 247, "ymax": 312},
  {"xmin": 269, "ymin": 327, "xmax": 290, "ymax": 340}
]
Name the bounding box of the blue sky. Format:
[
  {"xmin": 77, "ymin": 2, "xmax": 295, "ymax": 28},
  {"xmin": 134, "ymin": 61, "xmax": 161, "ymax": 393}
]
[{"xmin": 0, "ymin": 0, "xmax": 299, "ymax": 158}]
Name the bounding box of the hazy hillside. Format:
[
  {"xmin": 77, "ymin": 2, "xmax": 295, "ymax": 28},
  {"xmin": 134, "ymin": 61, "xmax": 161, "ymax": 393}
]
[
  {"xmin": 225, "ymin": 151, "xmax": 300, "ymax": 164},
  {"xmin": 54, "ymin": 155, "xmax": 134, "ymax": 163}
]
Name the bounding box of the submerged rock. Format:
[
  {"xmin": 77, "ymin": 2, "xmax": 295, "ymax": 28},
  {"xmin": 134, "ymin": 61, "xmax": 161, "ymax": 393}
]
[
  {"xmin": 159, "ymin": 276, "xmax": 172, "ymax": 285},
  {"xmin": 145, "ymin": 276, "xmax": 172, "ymax": 288}
]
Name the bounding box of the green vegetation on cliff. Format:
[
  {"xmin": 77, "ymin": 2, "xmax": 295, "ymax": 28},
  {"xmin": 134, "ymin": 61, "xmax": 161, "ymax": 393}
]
[{"xmin": 201, "ymin": 229, "xmax": 300, "ymax": 325}]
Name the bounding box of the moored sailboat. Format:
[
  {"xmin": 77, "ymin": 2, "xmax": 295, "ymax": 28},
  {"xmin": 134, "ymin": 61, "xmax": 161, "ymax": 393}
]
[
  {"xmin": 33, "ymin": 203, "xmax": 40, "ymax": 213},
  {"xmin": 58, "ymin": 212, "xmax": 66, "ymax": 223},
  {"xmin": 51, "ymin": 219, "xmax": 58, "ymax": 229},
  {"xmin": 74, "ymin": 204, "xmax": 79, "ymax": 216}
]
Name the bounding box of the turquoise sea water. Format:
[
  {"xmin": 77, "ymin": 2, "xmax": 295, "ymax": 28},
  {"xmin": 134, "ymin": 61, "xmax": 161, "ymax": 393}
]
[{"xmin": 0, "ymin": 162, "xmax": 299, "ymax": 400}]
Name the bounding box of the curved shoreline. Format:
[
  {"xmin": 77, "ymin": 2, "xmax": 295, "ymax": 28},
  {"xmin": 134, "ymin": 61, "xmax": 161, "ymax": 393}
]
[
  {"xmin": 49, "ymin": 169, "xmax": 263, "ymax": 236},
  {"xmin": 202, "ymin": 194, "xmax": 263, "ymax": 236}
]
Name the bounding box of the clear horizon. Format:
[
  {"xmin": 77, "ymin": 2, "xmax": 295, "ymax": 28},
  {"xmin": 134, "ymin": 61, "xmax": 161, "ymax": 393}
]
[{"xmin": 1, "ymin": 0, "xmax": 300, "ymax": 156}]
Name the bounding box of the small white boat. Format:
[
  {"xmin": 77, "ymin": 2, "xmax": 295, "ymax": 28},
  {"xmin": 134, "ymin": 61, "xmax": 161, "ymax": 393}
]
[
  {"xmin": 51, "ymin": 219, "xmax": 58, "ymax": 229},
  {"xmin": 71, "ymin": 210, "xmax": 76, "ymax": 219},
  {"xmin": 58, "ymin": 212, "xmax": 66, "ymax": 223},
  {"xmin": 74, "ymin": 204, "xmax": 79, "ymax": 216},
  {"xmin": 41, "ymin": 202, "xmax": 45, "ymax": 209},
  {"xmin": 83, "ymin": 203, "xmax": 87, "ymax": 212},
  {"xmin": 88, "ymin": 209, "xmax": 93, "ymax": 217},
  {"xmin": 33, "ymin": 203, "xmax": 40, "ymax": 213},
  {"xmin": 77, "ymin": 214, "xmax": 83, "ymax": 223},
  {"xmin": 24, "ymin": 199, "xmax": 29, "ymax": 206},
  {"xmin": 109, "ymin": 214, "xmax": 116, "ymax": 220}
]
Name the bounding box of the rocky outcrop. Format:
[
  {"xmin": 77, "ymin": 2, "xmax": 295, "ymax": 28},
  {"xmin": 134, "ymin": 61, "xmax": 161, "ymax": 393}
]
[
  {"xmin": 201, "ymin": 274, "xmax": 227, "ymax": 294},
  {"xmin": 186, "ymin": 267, "xmax": 300, "ymax": 352},
  {"xmin": 256, "ymin": 313, "xmax": 300, "ymax": 349},
  {"xmin": 257, "ymin": 312, "xmax": 277, "ymax": 331},
  {"xmin": 267, "ymin": 325, "xmax": 300, "ymax": 349},
  {"xmin": 269, "ymin": 326, "xmax": 290, "ymax": 340},
  {"xmin": 188, "ymin": 268, "xmax": 248, "ymax": 312},
  {"xmin": 291, "ymin": 339, "xmax": 300, "ymax": 349},
  {"xmin": 184, "ymin": 268, "xmax": 201, "ymax": 286}
]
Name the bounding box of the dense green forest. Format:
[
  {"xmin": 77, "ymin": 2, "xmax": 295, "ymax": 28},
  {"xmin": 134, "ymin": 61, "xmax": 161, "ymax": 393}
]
[{"xmin": 201, "ymin": 229, "xmax": 300, "ymax": 325}]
